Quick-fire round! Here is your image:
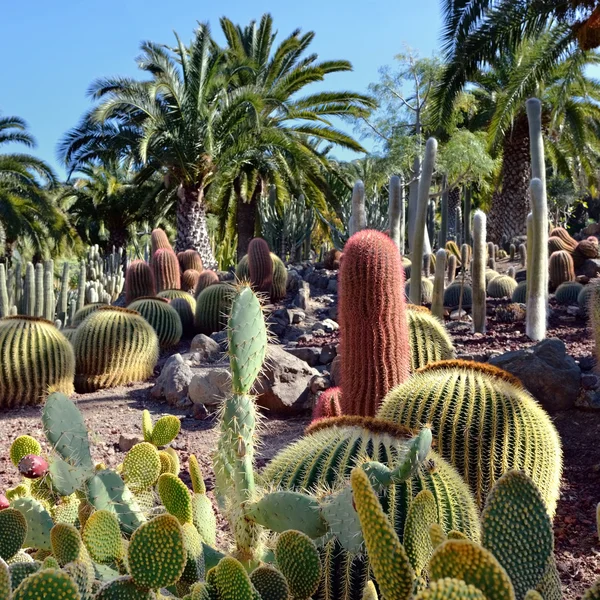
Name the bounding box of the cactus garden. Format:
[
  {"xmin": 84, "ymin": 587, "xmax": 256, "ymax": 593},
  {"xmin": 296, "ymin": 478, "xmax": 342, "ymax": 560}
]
[{"xmin": 5, "ymin": 3, "xmax": 600, "ymax": 599}]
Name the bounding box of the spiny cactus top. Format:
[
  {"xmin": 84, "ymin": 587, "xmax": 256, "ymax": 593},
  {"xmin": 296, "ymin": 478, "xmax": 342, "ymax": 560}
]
[
  {"xmin": 152, "ymin": 248, "xmax": 181, "ymax": 292},
  {"xmin": 178, "ymin": 249, "xmax": 203, "ymax": 273},
  {"xmin": 339, "ymin": 230, "xmax": 411, "ymax": 416},
  {"xmin": 248, "ymin": 238, "xmax": 273, "ymax": 293},
  {"xmin": 129, "ymin": 296, "xmax": 183, "ymax": 348},
  {"xmin": 0, "ymin": 316, "xmax": 75, "ymax": 408},
  {"xmin": 151, "ymin": 228, "xmax": 172, "ymax": 254},
  {"xmin": 125, "ymin": 259, "xmax": 156, "ymax": 304},
  {"xmin": 377, "ymin": 360, "xmax": 562, "ymax": 515}
]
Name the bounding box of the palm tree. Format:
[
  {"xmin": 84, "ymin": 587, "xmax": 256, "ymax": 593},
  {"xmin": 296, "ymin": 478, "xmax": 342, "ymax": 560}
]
[{"xmin": 0, "ymin": 115, "xmax": 76, "ymax": 258}]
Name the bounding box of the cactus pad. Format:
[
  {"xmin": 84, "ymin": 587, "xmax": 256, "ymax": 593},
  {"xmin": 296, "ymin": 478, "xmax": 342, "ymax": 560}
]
[
  {"xmin": 214, "ymin": 557, "xmax": 255, "ymax": 600},
  {"xmin": 50, "ymin": 523, "xmax": 83, "ymax": 565},
  {"xmin": 275, "ymin": 531, "xmax": 322, "ymax": 600},
  {"xmin": 10, "ymin": 436, "xmax": 42, "ymax": 467},
  {"xmin": 94, "ymin": 576, "xmax": 153, "ymax": 600},
  {"xmin": 82, "ymin": 510, "xmax": 124, "ymax": 564},
  {"xmin": 404, "ymin": 490, "xmax": 438, "ymax": 577},
  {"xmin": 0, "ymin": 509, "xmax": 27, "ymax": 561},
  {"xmin": 414, "ymin": 578, "xmax": 486, "ymax": 599},
  {"xmin": 250, "ymin": 566, "xmax": 289, "ymax": 600},
  {"xmin": 12, "ymin": 569, "xmax": 80, "ymax": 600},
  {"xmin": 11, "ymin": 497, "xmax": 54, "ymax": 552},
  {"xmin": 157, "ymin": 474, "xmax": 193, "ymax": 525},
  {"xmin": 150, "ymin": 415, "xmax": 181, "ymax": 447},
  {"xmin": 122, "ymin": 443, "xmax": 162, "ymax": 492}
]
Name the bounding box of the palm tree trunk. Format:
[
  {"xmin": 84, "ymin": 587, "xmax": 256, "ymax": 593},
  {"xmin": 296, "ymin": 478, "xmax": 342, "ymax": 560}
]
[
  {"xmin": 175, "ymin": 185, "xmax": 217, "ymax": 269},
  {"xmin": 236, "ymin": 181, "xmax": 262, "ymax": 262},
  {"xmin": 488, "ymin": 115, "xmax": 531, "ymax": 245}
]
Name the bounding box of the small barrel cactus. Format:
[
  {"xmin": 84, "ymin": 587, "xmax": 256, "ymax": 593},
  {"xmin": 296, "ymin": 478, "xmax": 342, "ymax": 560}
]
[
  {"xmin": 181, "ymin": 269, "xmax": 201, "ymax": 293},
  {"xmin": 151, "ymin": 228, "xmax": 172, "ymax": 254},
  {"xmin": 443, "ymin": 283, "xmax": 472, "ymax": 308},
  {"xmin": 549, "ymin": 250, "xmax": 575, "ymax": 290},
  {"xmin": 128, "ymin": 297, "xmax": 183, "ymax": 348},
  {"xmin": 485, "ymin": 269, "xmax": 500, "ymax": 285},
  {"xmin": 404, "ymin": 278, "xmax": 434, "ymax": 304},
  {"xmin": 0, "ymin": 316, "xmax": 75, "ymax": 408},
  {"xmin": 487, "ymin": 275, "xmax": 518, "ymax": 299},
  {"xmin": 195, "ymin": 283, "xmax": 235, "ymax": 335},
  {"xmin": 312, "ymin": 387, "xmax": 342, "ymax": 421},
  {"xmin": 73, "ymin": 306, "xmax": 159, "ymax": 392},
  {"xmin": 177, "ymin": 249, "xmax": 203, "ymax": 273},
  {"xmin": 72, "ymin": 302, "xmax": 107, "ymax": 327},
  {"xmin": 512, "ymin": 280, "xmax": 527, "ymax": 303},
  {"xmin": 248, "ymin": 238, "xmax": 273, "ymax": 293},
  {"xmin": 270, "ymin": 253, "xmax": 288, "ymax": 302},
  {"xmin": 152, "ymin": 248, "xmax": 181, "ymax": 292},
  {"xmin": 407, "ymin": 307, "xmax": 455, "ymax": 371},
  {"xmin": 548, "ymin": 236, "xmax": 573, "ymax": 255},
  {"xmin": 549, "ymin": 226, "xmax": 577, "ymax": 250},
  {"xmin": 554, "ymin": 281, "xmax": 584, "ymax": 305},
  {"xmin": 195, "ymin": 270, "xmax": 220, "ymax": 297},
  {"xmin": 573, "ymin": 239, "xmax": 599, "ymax": 267},
  {"xmin": 125, "ymin": 260, "xmax": 156, "ymax": 304}
]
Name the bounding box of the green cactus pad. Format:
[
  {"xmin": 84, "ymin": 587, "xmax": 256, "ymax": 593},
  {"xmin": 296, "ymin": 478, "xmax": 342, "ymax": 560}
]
[
  {"xmin": 275, "ymin": 531, "xmax": 322, "ymax": 600},
  {"xmin": 142, "ymin": 410, "xmax": 153, "ymax": 443},
  {"xmin": 12, "ymin": 569, "xmax": 80, "ymax": 600},
  {"xmin": 6, "ymin": 484, "xmax": 30, "ymax": 502},
  {"xmin": 122, "ymin": 443, "xmax": 162, "ymax": 492},
  {"xmin": 82, "ymin": 510, "xmax": 124, "ymax": 564},
  {"xmin": 158, "ymin": 451, "xmax": 176, "ymax": 475},
  {"xmin": 429, "ymin": 524, "xmax": 447, "ymax": 549},
  {"xmin": 42, "ymin": 556, "xmax": 60, "ymax": 570},
  {"xmin": 320, "ymin": 485, "xmax": 364, "ymax": 554},
  {"xmin": 228, "ymin": 285, "xmax": 267, "ymax": 395},
  {"xmin": 481, "ymin": 471, "xmax": 553, "ymax": 599},
  {"xmin": 0, "ymin": 509, "xmax": 27, "ymax": 561},
  {"xmin": 11, "ymin": 498, "xmax": 54, "ymax": 552},
  {"xmin": 414, "ymin": 578, "xmax": 486, "ymax": 599},
  {"xmin": 0, "ymin": 559, "xmax": 9, "ymax": 599},
  {"xmin": 524, "ymin": 592, "xmax": 544, "ymax": 600},
  {"xmin": 350, "ymin": 468, "xmax": 414, "ymax": 600},
  {"xmin": 404, "ymin": 490, "xmax": 438, "ymax": 577},
  {"xmin": 150, "ymin": 416, "xmax": 181, "ymax": 447},
  {"xmin": 188, "ymin": 456, "xmax": 205, "ymax": 494},
  {"xmin": 48, "ymin": 458, "xmax": 90, "ymax": 497},
  {"xmin": 94, "ymin": 576, "xmax": 153, "ymax": 600},
  {"xmin": 215, "ymin": 557, "xmax": 255, "ymax": 600},
  {"xmin": 179, "ymin": 522, "xmax": 205, "ymax": 591},
  {"xmin": 50, "ymin": 494, "xmax": 80, "ymax": 526},
  {"xmin": 429, "ymin": 540, "xmax": 515, "ymax": 600},
  {"xmin": 157, "ymin": 474, "xmax": 193, "ymax": 525},
  {"xmin": 8, "ymin": 562, "xmax": 40, "ymax": 591},
  {"xmin": 191, "ymin": 494, "xmax": 216, "ymax": 547},
  {"xmin": 164, "ymin": 447, "xmax": 180, "ymax": 475},
  {"xmin": 50, "ymin": 523, "xmax": 83, "ymax": 566},
  {"xmin": 9, "ymin": 436, "xmax": 42, "ymax": 467},
  {"xmin": 63, "ymin": 559, "xmax": 94, "ymax": 600},
  {"xmin": 250, "ymin": 566, "xmax": 289, "ymax": 600},
  {"xmin": 128, "ymin": 514, "xmax": 186, "ymax": 590}
]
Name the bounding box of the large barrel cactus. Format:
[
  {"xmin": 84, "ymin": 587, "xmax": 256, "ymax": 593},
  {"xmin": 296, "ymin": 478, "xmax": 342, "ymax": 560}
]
[
  {"xmin": 73, "ymin": 306, "xmax": 159, "ymax": 392},
  {"xmin": 377, "ymin": 361, "xmax": 562, "ymax": 515},
  {"xmin": 72, "ymin": 302, "xmax": 107, "ymax": 327},
  {"xmin": 0, "ymin": 316, "xmax": 75, "ymax": 408},
  {"xmin": 262, "ymin": 416, "xmax": 481, "ymax": 600},
  {"xmin": 152, "ymin": 249, "xmax": 181, "ymax": 292},
  {"xmin": 549, "ymin": 250, "xmax": 575, "ymax": 290},
  {"xmin": 125, "ymin": 260, "xmax": 156, "ymax": 304},
  {"xmin": 407, "ymin": 307, "xmax": 455, "ymax": 371},
  {"xmin": 177, "ymin": 249, "xmax": 203, "ymax": 273},
  {"xmin": 128, "ymin": 297, "xmax": 183, "ymax": 348},
  {"xmin": 195, "ymin": 283, "xmax": 235, "ymax": 335},
  {"xmin": 270, "ymin": 253, "xmax": 288, "ymax": 302},
  {"xmin": 248, "ymin": 238, "xmax": 273, "ymax": 293},
  {"xmin": 487, "ymin": 275, "xmax": 518, "ymax": 299},
  {"xmin": 181, "ymin": 269, "xmax": 201, "ymax": 293}
]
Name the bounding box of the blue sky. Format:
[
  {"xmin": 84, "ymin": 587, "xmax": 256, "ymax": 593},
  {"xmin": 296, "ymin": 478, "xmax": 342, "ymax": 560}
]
[{"xmin": 0, "ymin": 0, "xmax": 441, "ymax": 178}]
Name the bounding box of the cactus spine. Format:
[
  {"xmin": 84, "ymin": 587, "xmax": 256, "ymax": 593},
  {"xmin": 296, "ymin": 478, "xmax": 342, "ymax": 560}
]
[
  {"xmin": 526, "ymin": 180, "xmax": 548, "ymax": 341},
  {"xmin": 431, "ymin": 249, "xmax": 446, "ymax": 320},
  {"xmin": 472, "ymin": 211, "xmax": 486, "ymax": 333},
  {"xmin": 389, "ymin": 175, "xmax": 403, "ymax": 251},
  {"xmin": 350, "ymin": 180, "xmax": 366, "ymax": 236},
  {"xmin": 339, "ymin": 230, "xmax": 411, "ymax": 416},
  {"xmin": 410, "ymin": 138, "xmax": 437, "ymax": 305}
]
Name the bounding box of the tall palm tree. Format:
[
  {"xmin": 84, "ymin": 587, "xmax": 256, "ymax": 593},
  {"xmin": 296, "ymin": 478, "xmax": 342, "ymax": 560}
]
[
  {"xmin": 0, "ymin": 116, "xmax": 76, "ymax": 257},
  {"xmin": 215, "ymin": 14, "xmax": 375, "ymax": 258}
]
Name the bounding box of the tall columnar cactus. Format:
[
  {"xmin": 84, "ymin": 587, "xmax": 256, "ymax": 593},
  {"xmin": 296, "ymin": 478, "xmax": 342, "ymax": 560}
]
[
  {"xmin": 472, "ymin": 211, "xmax": 487, "ymax": 334},
  {"xmin": 377, "ymin": 361, "xmax": 562, "ymax": 514},
  {"xmin": 128, "ymin": 297, "xmax": 183, "ymax": 348},
  {"xmin": 349, "ymin": 180, "xmax": 366, "ymax": 236},
  {"xmin": 57, "ymin": 262, "xmax": 69, "ymax": 325},
  {"xmin": 526, "ymin": 180, "xmax": 549, "ymax": 341},
  {"xmin": 447, "ymin": 254, "xmax": 457, "ymax": 284},
  {"xmin": 0, "ymin": 264, "xmax": 8, "ymax": 318},
  {"xmin": 407, "ymin": 307, "xmax": 455, "ymax": 371},
  {"xmin": 588, "ymin": 283, "xmax": 600, "ymax": 365},
  {"xmin": 34, "ymin": 262, "xmax": 44, "ymax": 317},
  {"xmin": 153, "ymin": 248, "xmax": 181, "ymax": 292},
  {"xmin": 431, "ymin": 249, "xmax": 446, "ymax": 319},
  {"xmin": 73, "ymin": 306, "xmax": 159, "ymax": 392},
  {"xmin": 389, "ymin": 175, "xmax": 404, "ymax": 253},
  {"xmin": 195, "ymin": 283, "xmax": 235, "ymax": 335},
  {"xmin": 247, "ymin": 238, "xmax": 273, "ymax": 294},
  {"xmin": 125, "ymin": 260, "xmax": 156, "ymax": 304},
  {"xmin": 151, "ymin": 228, "xmax": 172, "ymax": 255},
  {"xmin": 0, "ymin": 316, "xmax": 75, "ymax": 408},
  {"xmin": 549, "ymin": 250, "xmax": 575, "ymax": 290},
  {"xmin": 24, "ymin": 262, "xmax": 35, "ymax": 316},
  {"xmin": 527, "ymin": 98, "xmax": 546, "ymax": 191},
  {"xmin": 339, "ymin": 230, "xmax": 411, "ymax": 416},
  {"xmin": 463, "ymin": 186, "xmax": 472, "ymax": 244},
  {"xmin": 440, "ymin": 177, "xmax": 449, "ymax": 248},
  {"xmin": 76, "ymin": 260, "xmax": 86, "ymax": 312},
  {"xmin": 410, "ymin": 138, "xmax": 437, "ymax": 305}
]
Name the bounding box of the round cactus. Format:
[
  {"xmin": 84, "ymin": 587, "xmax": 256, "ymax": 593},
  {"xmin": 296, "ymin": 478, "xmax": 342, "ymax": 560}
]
[
  {"xmin": 407, "ymin": 307, "xmax": 455, "ymax": 371},
  {"xmin": 125, "ymin": 260, "xmax": 156, "ymax": 305},
  {"xmin": 578, "ymin": 283, "xmax": 595, "ymax": 315},
  {"xmin": 443, "ymin": 283, "xmax": 472, "ymax": 308},
  {"xmin": 151, "ymin": 228, "xmax": 172, "ymax": 254},
  {"xmin": 195, "ymin": 270, "xmax": 219, "ymax": 297},
  {"xmin": 573, "ymin": 239, "xmax": 599, "ymax": 266},
  {"xmin": 554, "ymin": 281, "xmax": 583, "ymax": 305},
  {"xmin": 377, "ymin": 361, "xmax": 563, "ymax": 515},
  {"xmin": 275, "ymin": 531, "xmax": 322, "ymax": 600},
  {"xmin": 158, "ymin": 289, "xmax": 196, "ymax": 309},
  {"xmin": 10, "ymin": 436, "xmax": 42, "ymax": 467},
  {"xmin": 152, "ymin": 248, "xmax": 181, "ymax": 292},
  {"xmin": 72, "ymin": 302, "xmax": 109, "ymax": 327},
  {"xmin": 404, "ymin": 278, "xmax": 434, "ymax": 304},
  {"xmin": 194, "ymin": 283, "xmax": 235, "ymax": 335},
  {"xmin": 170, "ymin": 298, "xmax": 195, "ymax": 336},
  {"xmin": 248, "ymin": 238, "xmax": 273, "ymax": 293},
  {"xmin": 485, "ymin": 270, "xmax": 500, "ymax": 285},
  {"xmin": 122, "ymin": 442, "xmax": 162, "ymax": 492},
  {"xmin": 547, "ymin": 236, "xmax": 573, "ymax": 255},
  {"xmin": 324, "ymin": 249, "xmax": 342, "ymax": 270},
  {"xmin": 128, "ymin": 297, "xmax": 183, "ymax": 348},
  {"xmin": 73, "ymin": 306, "xmax": 159, "ymax": 392},
  {"xmin": 549, "ymin": 250, "xmax": 575, "ymax": 290},
  {"xmin": 338, "ymin": 230, "xmax": 411, "ymax": 417},
  {"xmin": 487, "ymin": 275, "xmax": 518, "ymax": 299},
  {"xmin": 235, "ymin": 255, "xmax": 249, "ymax": 281},
  {"xmin": 312, "ymin": 387, "xmax": 342, "ymax": 420},
  {"xmin": 177, "ymin": 249, "xmax": 203, "ymax": 273},
  {"xmin": 13, "ymin": 569, "xmax": 81, "ymax": 600},
  {"xmin": 0, "ymin": 316, "xmax": 75, "ymax": 408},
  {"xmin": 549, "ymin": 226, "xmax": 577, "ymax": 249},
  {"xmin": 270, "ymin": 253, "xmax": 288, "ymax": 302},
  {"xmin": 511, "ymin": 280, "xmax": 527, "ymax": 303},
  {"xmin": 181, "ymin": 269, "xmax": 201, "ymax": 293}
]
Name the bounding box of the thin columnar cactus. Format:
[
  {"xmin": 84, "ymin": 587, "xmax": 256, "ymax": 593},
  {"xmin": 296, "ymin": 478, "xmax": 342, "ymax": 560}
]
[
  {"xmin": 57, "ymin": 262, "xmax": 69, "ymax": 325},
  {"xmin": 463, "ymin": 186, "xmax": 472, "ymax": 244},
  {"xmin": 527, "ymin": 179, "xmax": 548, "ymax": 341},
  {"xmin": 389, "ymin": 175, "xmax": 403, "ymax": 250},
  {"xmin": 350, "ymin": 181, "xmax": 366, "ymax": 236},
  {"xmin": 440, "ymin": 177, "xmax": 448, "ymax": 247},
  {"xmin": 339, "ymin": 230, "xmax": 411, "ymax": 416},
  {"xmin": 427, "ymin": 200, "xmax": 436, "ymax": 247},
  {"xmin": 410, "ymin": 138, "xmax": 437, "ymax": 305},
  {"xmin": 472, "ymin": 210, "xmax": 486, "ymax": 334},
  {"xmin": 24, "ymin": 262, "xmax": 35, "ymax": 316},
  {"xmin": 0, "ymin": 264, "xmax": 8, "ymax": 318},
  {"xmin": 527, "ymin": 98, "xmax": 546, "ymax": 192},
  {"xmin": 34, "ymin": 263, "xmax": 44, "ymax": 317},
  {"xmin": 431, "ymin": 249, "xmax": 446, "ymax": 320},
  {"xmin": 43, "ymin": 260, "xmax": 54, "ymax": 322},
  {"xmin": 447, "ymin": 254, "xmax": 457, "ymax": 284}
]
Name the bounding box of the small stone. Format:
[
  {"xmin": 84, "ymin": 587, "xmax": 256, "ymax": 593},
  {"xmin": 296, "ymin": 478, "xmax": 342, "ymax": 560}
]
[
  {"xmin": 330, "ymin": 355, "xmax": 341, "ymax": 386},
  {"xmin": 190, "ymin": 334, "xmax": 221, "ymax": 362},
  {"xmin": 118, "ymin": 434, "xmax": 143, "ymax": 453},
  {"xmin": 328, "ymin": 305, "xmax": 338, "ymax": 320},
  {"xmin": 291, "ymin": 310, "xmax": 305, "ymax": 324},
  {"xmin": 450, "ymin": 309, "xmax": 469, "ymax": 320},
  {"xmin": 319, "ymin": 319, "xmax": 339, "ymax": 333},
  {"xmin": 210, "ymin": 331, "xmax": 228, "ymax": 347},
  {"xmin": 327, "ymin": 278, "xmax": 338, "ymax": 293},
  {"xmin": 312, "ymin": 328, "xmax": 325, "ymax": 336},
  {"xmin": 294, "ymin": 285, "xmax": 310, "ymax": 310},
  {"xmin": 310, "ymin": 375, "xmax": 329, "ymax": 394},
  {"xmin": 192, "ymin": 403, "xmax": 209, "ymax": 420},
  {"xmin": 581, "ymin": 374, "xmax": 599, "ymax": 390},
  {"xmin": 319, "ymin": 345, "xmax": 337, "ymax": 365},
  {"xmin": 576, "ymin": 275, "xmax": 589, "ymax": 284},
  {"xmin": 297, "ymin": 333, "xmax": 314, "ymax": 344}
]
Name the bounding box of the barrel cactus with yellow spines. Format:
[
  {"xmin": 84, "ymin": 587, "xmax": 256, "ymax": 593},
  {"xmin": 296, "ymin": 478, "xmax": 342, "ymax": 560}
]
[
  {"xmin": 72, "ymin": 302, "xmax": 108, "ymax": 326},
  {"xmin": 158, "ymin": 289, "xmax": 196, "ymax": 308},
  {"xmin": 512, "ymin": 281, "xmax": 527, "ymax": 303},
  {"xmin": 0, "ymin": 316, "xmax": 75, "ymax": 408},
  {"xmin": 443, "ymin": 283, "xmax": 472, "ymax": 308},
  {"xmin": 487, "ymin": 275, "xmax": 518, "ymax": 299},
  {"xmin": 405, "ymin": 278, "xmax": 434, "ymax": 304},
  {"xmin": 73, "ymin": 306, "xmax": 159, "ymax": 392},
  {"xmin": 549, "ymin": 250, "xmax": 575, "ymax": 290},
  {"xmin": 377, "ymin": 360, "xmax": 562, "ymax": 515},
  {"xmin": 182, "ymin": 269, "xmax": 201, "ymax": 293},
  {"xmin": 407, "ymin": 307, "xmax": 455, "ymax": 371},
  {"xmin": 236, "ymin": 254, "xmax": 249, "ymax": 281},
  {"xmin": 195, "ymin": 283, "xmax": 235, "ymax": 335},
  {"xmin": 128, "ymin": 296, "xmax": 183, "ymax": 348},
  {"xmin": 178, "ymin": 249, "xmax": 203, "ymax": 273}
]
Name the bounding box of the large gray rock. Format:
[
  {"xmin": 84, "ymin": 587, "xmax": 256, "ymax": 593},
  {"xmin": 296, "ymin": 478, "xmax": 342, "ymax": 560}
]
[
  {"xmin": 255, "ymin": 344, "xmax": 318, "ymax": 414},
  {"xmin": 150, "ymin": 354, "xmax": 193, "ymax": 405},
  {"xmin": 188, "ymin": 366, "xmax": 231, "ymax": 406},
  {"xmin": 190, "ymin": 334, "xmax": 221, "ymax": 362},
  {"xmin": 576, "ymin": 258, "xmax": 600, "ymax": 279},
  {"xmin": 489, "ymin": 338, "xmax": 580, "ymax": 412},
  {"xmin": 286, "ymin": 346, "xmax": 321, "ymax": 366}
]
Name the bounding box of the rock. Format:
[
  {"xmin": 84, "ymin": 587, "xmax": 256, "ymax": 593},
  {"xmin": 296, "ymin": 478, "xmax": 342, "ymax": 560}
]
[
  {"xmin": 450, "ymin": 309, "xmax": 469, "ymax": 320},
  {"xmin": 188, "ymin": 366, "xmax": 231, "ymax": 406},
  {"xmin": 581, "ymin": 374, "xmax": 599, "ymax": 390},
  {"xmin": 489, "ymin": 338, "xmax": 580, "ymax": 412},
  {"xmin": 255, "ymin": 344, "xmax": 319, "ymax": 414},
  {"xmin": 306, "ymin": 270, "xmax": 330, "ymax": 289},
  {"xmin": 310, "ymin": 375, "xmax": 329, "ymax": 394},
  {"xmin": 291, "ymin": 310, "xmax": 305, "ymax": 324},
  {"xmin": 118, "ymin": 434, "xmax": 143, "ymax": 453},
  {"xmin": 515, "ymin": 269, "xmax": 527, "ymax": 283},
  {"xmin": 327, "ymin": 278, "xmax": 338, "ymax": 293},
  {"xmin": 210, "ymin": 331, "xmax": 228, "ymax": 347},
  {"xmin": 190, "ymin": 334, "xmax": 221, "ymax": 362},
  {"xmin": 287, "ymin": 269, "xmax": 303, "ymax": 294},
  {"xmin": 271, "ymin": 308, "xmax": 293, "ymax": 326},
  {"xmin": 330, "ymin": 355, "xmax": 341, "ymax": 386},
  {"xmin": 576, "ymin": 275, "xmax": 589, "ymax": 284},
  {"xmin": 328, "ymin": 304, "xmax": 338, "ymax": 320},
  {"xmin": 150, "ymin": 354, "xmax": 194, "ymax": 405},
  {"xmin": 192, "ymin": 403, "xmax": 209, "ymax": 420},
  {"xmin": 583, "ymin": 222, "xmax": 600, "ymax": 236},
  {"xmin": 294, "ymin": 282, "xmax": 310, "ymax": 310},
  {"xmin": 297, "ymin": 333, "xmax": 314, "ymax": 344},
  {"xmin": 576, "ymin": 258, "xmax": 600, "ymax": 279},
  {"xmin": 317, "ymin": 319, "xmax": 339, "ymax": 333},
  {"xmin": 286, "ymin": 346, "xmax": 321, "ymax": 366},
  {"xmin": 319, "ymin": 344, "xmax": 337, "ymax": 365}
]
